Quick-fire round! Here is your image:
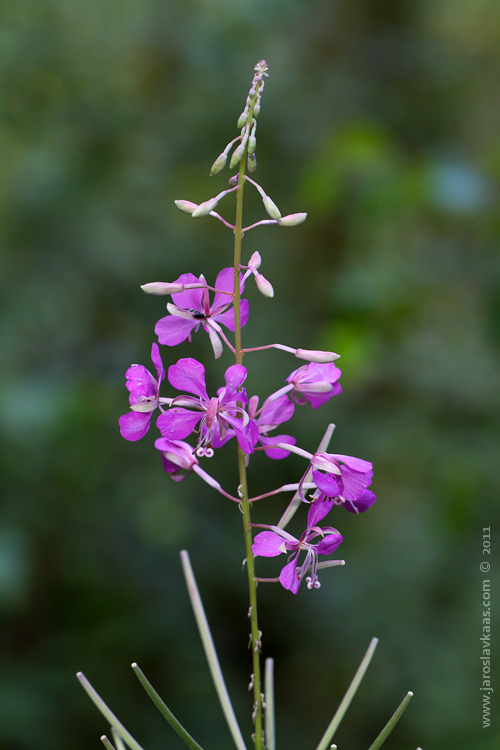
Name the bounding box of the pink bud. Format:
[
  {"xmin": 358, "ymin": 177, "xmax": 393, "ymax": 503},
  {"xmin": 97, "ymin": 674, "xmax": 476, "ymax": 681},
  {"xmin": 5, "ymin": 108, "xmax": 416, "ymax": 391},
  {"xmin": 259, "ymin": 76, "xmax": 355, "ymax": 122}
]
[
  {"xmin": 255, "ymin": 274, "xmax": 274, "ymax": 298},
  {"xmin": 141, "ymin": 282, "xmax": 185, "ymax": 296},
  {"xmin": 295, "ymin": 349, "xmax": 340, "ymax": 363},
  {"xmin": 249, "ymin": 251, "xmax": 262, "ymax": 270},
  {"xmin": 278, "ymin": 213, "xmax": 307, "ymax": 227},
  {"xmin": 174, "ymin": 200, "xmax": 198, "ymax": 214}
]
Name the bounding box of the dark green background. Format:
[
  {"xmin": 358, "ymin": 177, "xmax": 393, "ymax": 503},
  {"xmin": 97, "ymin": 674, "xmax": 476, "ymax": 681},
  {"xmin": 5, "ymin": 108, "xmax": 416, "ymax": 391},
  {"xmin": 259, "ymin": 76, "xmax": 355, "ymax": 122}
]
[{"xmin": 1, "ymin": 1, "xmax": 499, "ymax": 749}]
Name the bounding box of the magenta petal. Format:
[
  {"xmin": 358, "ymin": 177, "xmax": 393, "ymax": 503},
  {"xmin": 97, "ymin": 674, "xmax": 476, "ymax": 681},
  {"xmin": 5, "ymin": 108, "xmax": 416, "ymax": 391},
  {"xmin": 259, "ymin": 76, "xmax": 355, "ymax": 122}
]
[
  {"xmin": 331, "ymin": 454, "xmax": 372, "ymax": 473},
  {"xmin": 223, "ymin": 364, "xmax": 247, "ymax": 398},
  {"xmin": 316, "ymin": 533, "xmax": 343, "ymax": 556},
  {"xmin": 340, "ymin": 466, "xmax": 371, "ymax": 502},
  {"xmin": 259, "ymin": 394, "xmax": 295, "ymax": 428},
  {"xmin": 279, "ymin": 559, "xmax": 300, "ymax": 594},
  {"xmin": 170, "ymin": 273, "xmax": 204, "ymax": 311},
  {"xmin": 224, "ymin": 414, "xmax": 258, "ymax": 454},
  {"xmin": 157, "ymin": 408, "xmax": 203, "ymax": 440},
  {"xmin": 151, "ymin": 342, "xmax": 164, "ymax": 385},
  {"xmin": 344, "ymin": 489, "xmax": 377, "ymax": 513},
  {"xmin": 119, "ymin": 411, "xmax": 152, "ymax": 441},
  {"xmin": 307, "ymin": 495, "xmax": 335, "ymax": 527},
  {"xmin": 259, "ymin": 434, "xmax": 296, "ymax": 459},
  {"xmin": 212, "ymin": 268, "xmax": 238, "ymax": 311},
  {"xmin": 168, "ymin": 358, "xmax": 209, "ymax": 400},
  {"xmin": 217, "ymin": 298, "xmax": 249, "ymax": 331},
  {"xmin": 312, "ymin": 469, "xmax": 340, "ymax": 497},
  {"xmin": 252, "ymin": 531, "xmax": 287, "ymax": 558},
  {"xmin": 155, "ymin": 315, "xmax": 199, "ymax": 346},
  {"xmin": 306, "ymin": 383, "xmax": 342, "ymax": 409}
]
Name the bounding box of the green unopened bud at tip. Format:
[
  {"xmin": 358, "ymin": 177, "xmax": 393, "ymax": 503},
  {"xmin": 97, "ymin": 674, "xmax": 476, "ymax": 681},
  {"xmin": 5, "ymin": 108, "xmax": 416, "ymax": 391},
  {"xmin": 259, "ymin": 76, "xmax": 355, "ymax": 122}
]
[
  {"xmin": 255, "ymin": 273, "xmax": 274, "ymax": 298},
  {"xmin": 247, "ymin": 152, "xmax": 257, "ymax": 173},
  {"xmin": 174, "ymin": 200, "xmax": 198, "ymax": 214},
  {"xmin": 278, "ymin": 212, "xmax": 307, "ymax": 227},
  {"xmin": 141, "ymin": 282, "xmax": 184, "ymax": 296},
  {"xmin": 210, "ymin": 152, "xmax": 227, "ymax": 176},
  {"xmin": 191, "ymin": 197, "xmax": 219, "ymax": 218},
  {"xmin": 248, "ymin": 135, "xmax": 257, "ymax": 155},
  {"xmin": 263, "ymin": 195, "xmax": 281, "ymax": 220},
  {"xmin": 230, "ymin": 142, "xmax": 246, "ymax": 169},
  {"xmin": 295, "ymin": 348, "xmax": 340, "ymax": 363}
]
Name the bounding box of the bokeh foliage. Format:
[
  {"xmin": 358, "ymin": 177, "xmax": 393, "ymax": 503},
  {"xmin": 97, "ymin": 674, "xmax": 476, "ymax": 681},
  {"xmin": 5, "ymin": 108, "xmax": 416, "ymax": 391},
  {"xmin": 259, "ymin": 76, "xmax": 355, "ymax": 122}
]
[{"xmin": 1, "ymin": 1, "xmax": 499, "ymax": 749}]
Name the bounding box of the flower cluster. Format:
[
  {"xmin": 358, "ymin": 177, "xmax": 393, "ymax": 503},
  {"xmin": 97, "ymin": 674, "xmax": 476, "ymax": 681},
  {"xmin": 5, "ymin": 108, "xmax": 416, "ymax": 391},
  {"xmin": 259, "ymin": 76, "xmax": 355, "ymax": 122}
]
[{"xmin": 119, "ymin": 60, "xmax": 377, "ymax": 595}]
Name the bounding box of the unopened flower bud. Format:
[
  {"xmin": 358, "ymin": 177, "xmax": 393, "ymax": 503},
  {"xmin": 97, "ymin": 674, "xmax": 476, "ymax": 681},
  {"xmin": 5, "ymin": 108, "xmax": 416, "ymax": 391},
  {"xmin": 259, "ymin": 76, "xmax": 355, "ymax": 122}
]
[
  {"xmin": 255, "ymin": 273, "xmax": 274, "ymax": 298},
  {"xmin": 141, "ymin": 282, "xmax": 184, "ymax": 296},
  {"xmin": 174, "ymin": 200, "xmax": 198, "ymax": 215},
  {"xmin": 237, "ymin": 110, "xmax": 248, "ymax": 128},
  {"xmin": 263, "ymin": 196, "xmax": 281, "ymax": 220},
  {"xmin": 247, "ymin": 153, "xmax": 257, "ymax": 173},
  {"xmin": 248, "ymin": 251, "xmax": 261, "ymax": 270},
  {"xmin": 228, "ymin": 175, "xmax": 239, "ymax": 187},
  {"xmin": 230, "ymin": 141, "xmax": 247, "ymax": 169},
  {"xmin": 253, "ymin": 102, "xmax": 261, "ymax": 118},
  {"xmin": 191, "ymin": 197, "xmax": 219, "ymax": 218},
  {"xmin": 278, "ymin": 212, "xmax": 307, "ymax": 227},
  {"xmin": 295, "ymin": 349, "xmax": 341, "ymax": 363},
  {"xmin": 210, "ymin": 152, "xmax": 227, "ymax": 176},
  {"xmin": 248, "ymin": 135, "xmax": 256, "ymax": 155}
]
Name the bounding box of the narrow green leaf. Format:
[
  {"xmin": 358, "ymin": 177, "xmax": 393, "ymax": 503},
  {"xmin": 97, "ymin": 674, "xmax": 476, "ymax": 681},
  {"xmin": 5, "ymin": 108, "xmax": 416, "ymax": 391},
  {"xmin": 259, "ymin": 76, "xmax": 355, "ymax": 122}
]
[
  {"xmin": 367, "ymin": 691, "xmax": 413, "ymax": 750},
  {"xmin": 264, "ymin": 659, "xmax": 275, "ymax": 750},
  {"xmin": 278, "ymin": 424, "xmax": 335, "ymax": 529},
  {"xmin": 132, "ymin": 662, "xmax": 205, "ymax": 750},
  {"xmin": 76, "ymin": 672, "xmax": 145, "ymax": 750},
  {"xmin": 315, "ymin": 637, "xmax": 379, "ymax": 750},
  {"xmin": 180, "ymin": 550, "xmax": 247, "ymax": 750}
]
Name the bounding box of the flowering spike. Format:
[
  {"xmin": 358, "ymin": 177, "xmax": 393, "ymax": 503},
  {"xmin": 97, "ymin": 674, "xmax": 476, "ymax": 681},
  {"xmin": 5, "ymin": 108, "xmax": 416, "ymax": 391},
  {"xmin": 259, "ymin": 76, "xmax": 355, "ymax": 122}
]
[
  {"xmin": 141, "ymin": 282, "xmax": 185, "ymax": 296},
  {"xmin": 263, "ymin": 196, "xmax": 281, "ymax": 221},
  {"xmin": 295, "ymin": 348, "xmax": 340, "ymax": 363},
  {"xmin": 174, "ymin": 200, "xmax": 198, "ymax": 215},
  {"xmin": 278, "ymin": 213, "xmax": 307, "ymax": 227}
]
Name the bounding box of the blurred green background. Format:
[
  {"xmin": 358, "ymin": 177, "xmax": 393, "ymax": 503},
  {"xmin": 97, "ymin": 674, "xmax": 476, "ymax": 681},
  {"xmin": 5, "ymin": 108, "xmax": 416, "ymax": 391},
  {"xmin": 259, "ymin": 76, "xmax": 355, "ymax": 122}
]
[{"xmin": 1, "ymin": 1, "xmax": 499, "ymax": 748}]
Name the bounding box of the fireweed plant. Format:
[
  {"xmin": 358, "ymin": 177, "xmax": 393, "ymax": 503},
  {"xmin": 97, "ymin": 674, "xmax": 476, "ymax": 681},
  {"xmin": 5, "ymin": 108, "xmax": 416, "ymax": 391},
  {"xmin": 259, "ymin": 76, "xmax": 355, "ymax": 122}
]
[{"xmin": 78, "ymin": 62, "xmax": 418, "ymax": 750}]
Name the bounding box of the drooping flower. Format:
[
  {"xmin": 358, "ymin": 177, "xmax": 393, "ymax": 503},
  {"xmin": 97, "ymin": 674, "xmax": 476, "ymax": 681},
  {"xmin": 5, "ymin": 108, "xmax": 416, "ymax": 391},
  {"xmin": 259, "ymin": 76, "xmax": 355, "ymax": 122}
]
[
  {"xmin": 157, "ymin": 358, "xmax": 258, "ymax": 455},
  {"xmin": 155, "ymin": 269, "xmax": 248, "ymax": 359},
  {"xmin": 252, "ymin": 525, "xmax": 343, "ymax": 594},
  {"xmin": 286, "ymin": 361, "xmax": 342, "ymax": 409},
  {"xmin": 154, "ymin": 438, "xmax": 199, "ymax": 481},
  {"xmin": 119, "ymin": 343, "xmax": 166, "ymax": 441},
  {"xmin": 212, "ymin": 392, "xmax": 296, "ymax": 459},
  {"xmin": 303, "ymin": 452, "xmax": 375, "ymax": 520}
]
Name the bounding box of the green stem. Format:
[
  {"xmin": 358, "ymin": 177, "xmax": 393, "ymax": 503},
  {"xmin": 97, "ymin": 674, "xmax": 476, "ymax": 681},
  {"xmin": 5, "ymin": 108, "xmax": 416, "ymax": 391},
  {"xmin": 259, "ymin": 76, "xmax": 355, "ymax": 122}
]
[
  {"xmin": 367, "ymin": 691, "xmax": 413, "ymax": 750},
  {"xmin": 315, "ymin": 638, "xmax": 379, "ymax": 750},
  {"xmin": 132, "ymin": 662, "xmax": 205, "ymax": 750},
  {"xmin": 233, "ymin": 111, "xmax": 263, "ymax": 750}
]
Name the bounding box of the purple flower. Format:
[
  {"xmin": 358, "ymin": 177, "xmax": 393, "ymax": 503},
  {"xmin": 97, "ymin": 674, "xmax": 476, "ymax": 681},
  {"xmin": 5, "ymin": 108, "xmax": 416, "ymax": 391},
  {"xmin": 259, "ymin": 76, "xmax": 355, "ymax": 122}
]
[
  {"xmin": 286, "ymin": 362, "xmax": 342, "ymax": 409},
  {"xmin": 119, "ymin": 343, "xmax": 165, "ymax": 441},
  {"xmin": 253, "ymin": 525, "xmax": 343, "ymax": 594},
  {"xmin": 304, "ymin": 452, "xmax": 375, "ymax": 522},
  {"xmin": 212, "ymin": 392, "xmax": 296, "ymax": 459},
  {"xmin": 155, "ymin": 269, "xmax": 249, "ymax": 359},
  {"xmin": 154, "ymin": 438, "xmax": 199, "ymax": 481},
  {"xmin": 157, "ymin": 357, "xmax": 258, "ymax": 455}
]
